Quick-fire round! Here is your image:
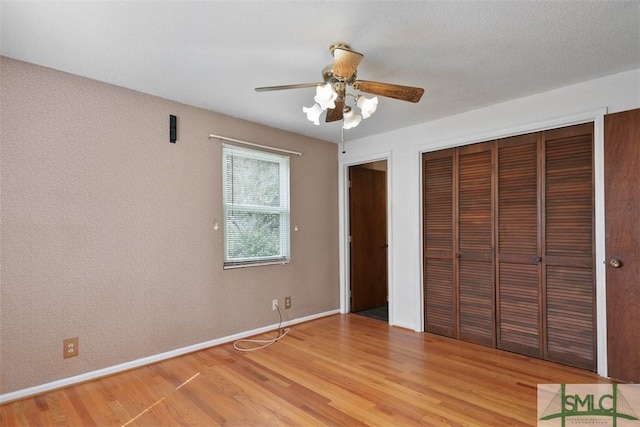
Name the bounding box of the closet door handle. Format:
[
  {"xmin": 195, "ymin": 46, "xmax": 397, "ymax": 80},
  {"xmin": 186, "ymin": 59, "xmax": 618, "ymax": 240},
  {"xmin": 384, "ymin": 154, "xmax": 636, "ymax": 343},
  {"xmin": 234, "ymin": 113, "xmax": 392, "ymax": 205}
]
[{"xmin": 534, "ymin": 256, "xmax": 542, "ymax": 263}]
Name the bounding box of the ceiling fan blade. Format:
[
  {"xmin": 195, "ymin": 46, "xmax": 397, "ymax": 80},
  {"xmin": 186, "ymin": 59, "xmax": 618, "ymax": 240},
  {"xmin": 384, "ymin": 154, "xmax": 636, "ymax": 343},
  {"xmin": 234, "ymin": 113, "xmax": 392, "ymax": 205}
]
[
  {"xmin": 352, "ymin": 80, "xmax": 424, "ymax": 103},
  {"xmin": 255, "ymin": 82, "xmax": 323, "ymax": 92},
  {"xmin": 325, "ymin": 99, "xmax": 344, "ymax": 122},
  {"xmin": 332, "ymin": 48, "xmax": 364, "ymax": 80}
]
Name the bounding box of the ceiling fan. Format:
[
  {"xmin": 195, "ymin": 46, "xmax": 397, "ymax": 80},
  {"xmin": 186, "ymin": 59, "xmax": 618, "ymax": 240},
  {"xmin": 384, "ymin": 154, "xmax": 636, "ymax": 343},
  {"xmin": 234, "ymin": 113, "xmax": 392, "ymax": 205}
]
[{"xmin": 255, "ymin": 42, "xmax": 425, "ymax": 129}]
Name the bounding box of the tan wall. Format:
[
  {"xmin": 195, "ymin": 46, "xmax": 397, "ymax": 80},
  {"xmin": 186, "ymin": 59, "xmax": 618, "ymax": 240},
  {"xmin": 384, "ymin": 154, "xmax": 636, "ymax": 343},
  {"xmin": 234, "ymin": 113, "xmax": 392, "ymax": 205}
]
[{"xmin": 0, "ymin": 57, "xmax": 339, "ymax": 394}]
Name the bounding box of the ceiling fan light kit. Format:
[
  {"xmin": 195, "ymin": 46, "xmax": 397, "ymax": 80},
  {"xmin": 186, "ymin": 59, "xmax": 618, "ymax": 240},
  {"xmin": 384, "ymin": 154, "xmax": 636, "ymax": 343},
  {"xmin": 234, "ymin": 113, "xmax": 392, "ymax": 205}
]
[
  {"xmin": 302, "ymin": 103, "xmax": 323, "ymax": 125},
  {"xmin": 256, "ymin": 42, "xmax": 424, "ymax": 132},
  {"xmin": 342, "ymin": 106, "xmax": 362, "ymax": 130},
  {"xmin": 355, "ymin": 94, "xmax": 378, "ymax": 119},
  {"xmin": 313, "ymin": 83, "xmax": 338, "ymax": 110}
]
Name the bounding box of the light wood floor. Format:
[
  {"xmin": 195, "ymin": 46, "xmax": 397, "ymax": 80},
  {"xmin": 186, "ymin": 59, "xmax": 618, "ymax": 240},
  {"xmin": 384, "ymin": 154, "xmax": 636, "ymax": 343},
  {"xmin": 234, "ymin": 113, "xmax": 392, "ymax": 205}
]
[{"xmin": 1, "ymin": 314, "xmax": 615, "ymax": 426}]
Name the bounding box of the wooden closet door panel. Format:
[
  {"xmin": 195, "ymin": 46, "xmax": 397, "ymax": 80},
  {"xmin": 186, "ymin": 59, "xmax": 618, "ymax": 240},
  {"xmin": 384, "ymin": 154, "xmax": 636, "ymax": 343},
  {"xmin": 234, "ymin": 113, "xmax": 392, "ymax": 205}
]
[
  {"xmin": 458, "ymin": 145, "xmax": 495, "ymax": 346},
  {"xmin": 423, "ymin": 150, "xmax": 455, "ymax": 337},
  {"xmin": 543, "ymin": 124, "xmax": 595, "ymax": 370},
  {"xmin": 459, "ymin": 261, "xmax": 494, "ymax": 345},
  {"xmin": 546, "ymin": 267, "xmax": 594, "ymax": 369},
  {"xmin": 425, "ymin": 259, "xmax": 454, "ymax": 336},
  {"xmin": 496, "ymin": 133, "xmax": 542, "ymax": 357},
  {"xmin": 498, "ymin": 263, "xmax": 540, "ymax": 356},
  {"xmin": 544, "ymin": 124, "xmax": 594, "ymax": 259}
]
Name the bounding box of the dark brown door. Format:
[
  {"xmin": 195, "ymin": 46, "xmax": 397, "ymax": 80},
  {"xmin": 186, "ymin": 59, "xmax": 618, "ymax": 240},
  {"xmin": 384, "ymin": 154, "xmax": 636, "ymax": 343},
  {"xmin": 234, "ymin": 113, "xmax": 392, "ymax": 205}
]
[
  {"xmin": 495, "ymin": 132, "xmax": 542, "ymax": 358},
  {"xmin": 423, "ymin": 150, "xmax": 456, "ymax": 337},
  {"xmin": 605, "ymin": 108, "xmax": 640, "ymax": 383},
  {"xmin": 543, "ymin": 123, "xmax": 595, "ymax": 371},
  {"xmin": 457, "ymin": 143, "xmax": 495, "ymax": 346},
  {"xmin": 349, "ymin": 165, "xmax": 388, "ymax": 313}
]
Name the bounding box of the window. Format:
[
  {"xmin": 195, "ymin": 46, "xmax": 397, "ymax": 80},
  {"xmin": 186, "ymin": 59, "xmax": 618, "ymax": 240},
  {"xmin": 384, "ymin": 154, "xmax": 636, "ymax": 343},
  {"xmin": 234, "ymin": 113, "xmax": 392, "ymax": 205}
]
[{"xmin": 222, "ymin": 144, "xmax": 290, "ymax": 267}]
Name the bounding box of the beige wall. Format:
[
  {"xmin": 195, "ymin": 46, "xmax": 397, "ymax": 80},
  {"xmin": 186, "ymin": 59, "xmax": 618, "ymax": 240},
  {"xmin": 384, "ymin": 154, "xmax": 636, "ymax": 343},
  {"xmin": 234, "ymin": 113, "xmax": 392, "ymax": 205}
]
[{"xmin": 0, "ymin": 57, "xmax": 339, "ymax": 394}]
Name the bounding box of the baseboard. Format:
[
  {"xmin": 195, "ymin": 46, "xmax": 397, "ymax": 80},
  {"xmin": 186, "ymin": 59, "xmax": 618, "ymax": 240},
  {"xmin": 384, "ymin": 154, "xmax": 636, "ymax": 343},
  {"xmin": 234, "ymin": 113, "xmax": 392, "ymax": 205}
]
[
  {"xmin": 0, "ymin": 309, "xmax": 340, "ymax": 404},
  {"xmin": 391, "ymin": 320, "xmax": 420, "ymax": 332}
]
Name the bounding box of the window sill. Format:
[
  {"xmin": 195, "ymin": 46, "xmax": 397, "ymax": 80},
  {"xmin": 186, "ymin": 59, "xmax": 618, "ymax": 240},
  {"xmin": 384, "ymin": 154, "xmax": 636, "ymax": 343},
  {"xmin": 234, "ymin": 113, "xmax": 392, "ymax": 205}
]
[{"xmin": 223, "ymin": 260, "xmax": 290, "ymax": 270}]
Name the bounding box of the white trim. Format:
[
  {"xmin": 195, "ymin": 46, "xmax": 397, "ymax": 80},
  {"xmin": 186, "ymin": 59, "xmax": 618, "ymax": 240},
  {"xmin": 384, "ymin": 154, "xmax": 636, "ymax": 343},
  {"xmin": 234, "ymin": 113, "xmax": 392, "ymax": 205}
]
[
  {"xmin": 223, "ymin": 259, "xmax": 290, "ymax": 269},
  {"xmin": 338, "ymin": 160, "xmax": 348, "ymax": 314},
  {"xmin": 338, "ymin": 151, "xmax": 393, "ymax": 324},
  {"xmin": 416, "ymin": 108, "xmax": 607, "ymax": 154},
  {"xmin": 417, "ymin": 108, "xmax": 608, "ymax": 376},
  {"xmin": 416, "ymin": 149, "xmax": 426, "ymax": 333},
  {"xmin": 386, "ymin": 152, "xmax": 395, "ymax": 326},
  {"xmin": 0, "ymin": 309, "xmax": 339, "ymax": 404},
  {"xmin": 593, "ymin": 113, "xmax": 608, "ymax": 377},
  {"xmin": 393, "ymin": 320, "xmax": 418, "ymax": 331},
  {"xmin": 222, "ymin": 144, "xmax": 291, "ymax": 265}
]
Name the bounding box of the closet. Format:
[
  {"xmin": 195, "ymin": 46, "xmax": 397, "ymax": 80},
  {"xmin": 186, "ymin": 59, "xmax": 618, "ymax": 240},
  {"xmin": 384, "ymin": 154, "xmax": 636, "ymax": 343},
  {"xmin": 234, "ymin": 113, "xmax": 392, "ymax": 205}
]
[{"xmin": 423, "ymin": 122, "xmax": 595, "ymax": 370}]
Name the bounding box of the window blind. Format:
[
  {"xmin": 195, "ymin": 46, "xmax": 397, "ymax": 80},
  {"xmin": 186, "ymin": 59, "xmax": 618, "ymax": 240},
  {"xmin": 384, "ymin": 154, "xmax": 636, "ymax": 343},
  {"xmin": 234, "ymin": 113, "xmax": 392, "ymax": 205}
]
[{"xmin": 222, "ymin": 144, "xmax": 290, "ymax": 267}]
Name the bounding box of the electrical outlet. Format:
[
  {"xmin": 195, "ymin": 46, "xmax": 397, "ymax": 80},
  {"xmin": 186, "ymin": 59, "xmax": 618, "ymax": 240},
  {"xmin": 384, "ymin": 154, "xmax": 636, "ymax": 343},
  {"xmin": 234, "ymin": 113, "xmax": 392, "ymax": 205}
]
[
  {"xmin": 63, "ymin": 337, "xmax": 78, "ymax": 359},
  {"xmin": 284, "ymin": 296, "xmax": 292, "ymax": 309},
  {"xmin": 272, "ymin": 299, "xmax": 278, "ymax": 311}
]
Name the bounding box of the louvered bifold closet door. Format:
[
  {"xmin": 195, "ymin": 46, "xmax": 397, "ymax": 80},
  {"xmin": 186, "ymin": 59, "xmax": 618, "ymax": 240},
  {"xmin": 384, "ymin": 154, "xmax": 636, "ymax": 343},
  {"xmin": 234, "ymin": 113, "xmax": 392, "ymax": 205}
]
[
  {"xmin": 457, "ymin": 144, "xmax": 495, "ymax": 346},
  {"xmin": 423, "ymin": 149, "xmax": 455, "ymax": 337},
  {"xmin": 496, "ymin": 133, "xmax": 542, "ymax": 358},
  {"xmin": 543, "ymin": 123, "xmax": 595, "ymax": 370}
]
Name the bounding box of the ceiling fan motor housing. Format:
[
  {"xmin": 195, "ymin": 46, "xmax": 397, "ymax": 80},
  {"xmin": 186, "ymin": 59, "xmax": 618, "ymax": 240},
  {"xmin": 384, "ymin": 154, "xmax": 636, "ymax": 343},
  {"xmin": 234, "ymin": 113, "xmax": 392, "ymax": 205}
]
[{"xmin": 322, "ymin": 64, "xmax": 357, "ymax": 84}]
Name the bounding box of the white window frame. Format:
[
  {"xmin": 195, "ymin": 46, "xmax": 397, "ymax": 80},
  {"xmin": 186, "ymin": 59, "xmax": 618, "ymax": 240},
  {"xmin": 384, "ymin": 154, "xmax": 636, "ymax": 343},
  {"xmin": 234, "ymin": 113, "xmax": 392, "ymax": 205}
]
[{"xmin": 222, "ymin": 144, "xmax": 290, "ymax": 268}]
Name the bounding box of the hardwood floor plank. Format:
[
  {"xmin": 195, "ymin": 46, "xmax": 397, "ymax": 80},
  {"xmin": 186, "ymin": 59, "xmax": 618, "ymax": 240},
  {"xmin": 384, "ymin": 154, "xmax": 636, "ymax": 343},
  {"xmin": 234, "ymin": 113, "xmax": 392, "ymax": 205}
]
[
  {"xmin": 204, "ymin": 368, "xmax": 316, "ymax": 425},
  {"xmin": 1, "ymin": 314, "xmax": 617, "ymax": 426},
  {"xmin": 228, "ymin": 353, "xmax": 368, "ymax": 426}
]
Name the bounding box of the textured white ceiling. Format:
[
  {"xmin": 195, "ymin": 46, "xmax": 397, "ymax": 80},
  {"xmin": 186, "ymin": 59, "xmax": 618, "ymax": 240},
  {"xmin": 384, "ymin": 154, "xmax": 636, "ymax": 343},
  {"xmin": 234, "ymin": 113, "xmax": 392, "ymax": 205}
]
[{"xmin": 1, "ymin": 1, "xmax": 639, "ymax": 143}]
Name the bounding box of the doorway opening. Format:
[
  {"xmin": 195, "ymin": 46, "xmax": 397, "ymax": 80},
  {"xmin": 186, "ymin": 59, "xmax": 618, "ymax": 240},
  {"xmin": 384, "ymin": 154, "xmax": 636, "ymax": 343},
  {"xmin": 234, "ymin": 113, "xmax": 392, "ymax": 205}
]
[{"xmin": 348, "ymin": 160, "xmax": 388, "ymax": 322}]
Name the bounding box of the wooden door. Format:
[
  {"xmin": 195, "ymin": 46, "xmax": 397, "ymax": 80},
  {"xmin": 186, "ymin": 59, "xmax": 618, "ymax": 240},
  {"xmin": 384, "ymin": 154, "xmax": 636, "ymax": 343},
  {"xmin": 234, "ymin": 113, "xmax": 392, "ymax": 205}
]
[
  {"xmin": 457, "ymin": 144, "xmax": 495, "ymax": 346},
  {"xmin": 543, "ymin": 123, "xmax": 595, "ymax": 371},
  {"xmin": 495, "ymin": 132, "xmax": 542, "ymax": 358},
  {"xmin": 423, "ymin": 149, "xmax": 456, "ymax": 337},
  {"xmin": 349, "ymin": 165, "xmax": 388, "ymax": 313},
  {"xmin": 605, "ymin": 109, "xmax": 640, "ymax": 382}
]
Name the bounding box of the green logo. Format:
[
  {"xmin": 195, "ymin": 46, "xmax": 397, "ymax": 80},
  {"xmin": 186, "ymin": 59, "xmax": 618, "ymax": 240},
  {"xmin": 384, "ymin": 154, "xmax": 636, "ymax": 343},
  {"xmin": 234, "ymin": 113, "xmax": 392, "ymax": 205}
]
[{"xmin": 539, "ymin": 384, "xmax": 639, "ymax": 427}]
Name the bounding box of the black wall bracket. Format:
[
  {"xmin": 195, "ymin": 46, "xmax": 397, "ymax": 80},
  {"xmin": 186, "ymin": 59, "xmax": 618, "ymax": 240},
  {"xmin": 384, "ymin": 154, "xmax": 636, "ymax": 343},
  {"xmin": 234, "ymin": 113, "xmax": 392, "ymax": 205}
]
[{"xmin": 169, "ymin": 115, "xmax": 177, "ymax": 143}]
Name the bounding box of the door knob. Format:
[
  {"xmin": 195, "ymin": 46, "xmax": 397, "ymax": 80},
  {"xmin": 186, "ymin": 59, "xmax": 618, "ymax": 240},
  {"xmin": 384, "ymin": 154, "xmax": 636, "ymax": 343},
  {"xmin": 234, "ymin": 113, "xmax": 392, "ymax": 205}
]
[{"xmin": 609, "ymin": 258, "xmax": 622, "ymax": 268}]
